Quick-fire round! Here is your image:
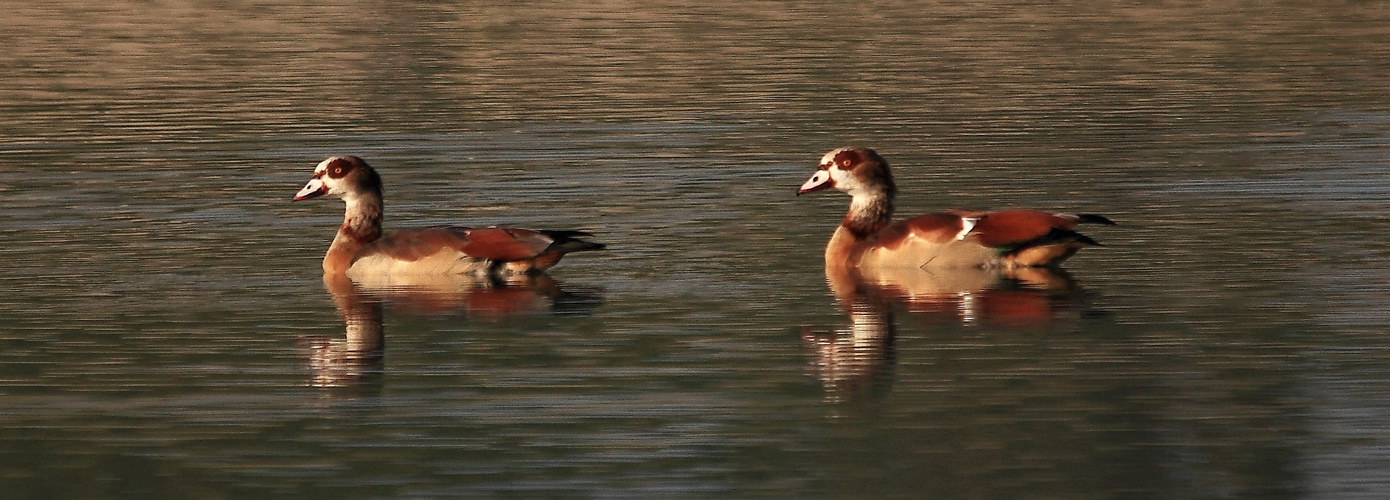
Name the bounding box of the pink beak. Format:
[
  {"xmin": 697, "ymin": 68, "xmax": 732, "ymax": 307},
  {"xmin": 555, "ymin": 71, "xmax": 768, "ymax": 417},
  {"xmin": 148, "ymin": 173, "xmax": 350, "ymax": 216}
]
[
  {"xmin": 797, "ymin": 170, "xmax": 833, "ymax": 196},
  {"xmin": 293, "ymin": 178, "xmax": 327, "ymax": 201}
]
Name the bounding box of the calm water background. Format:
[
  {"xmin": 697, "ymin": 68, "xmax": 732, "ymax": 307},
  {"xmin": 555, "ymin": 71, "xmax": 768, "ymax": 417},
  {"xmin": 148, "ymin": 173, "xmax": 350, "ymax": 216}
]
[{"xmin": 3, "ymin": 1, "xmax": 1390, "ymax": 498}]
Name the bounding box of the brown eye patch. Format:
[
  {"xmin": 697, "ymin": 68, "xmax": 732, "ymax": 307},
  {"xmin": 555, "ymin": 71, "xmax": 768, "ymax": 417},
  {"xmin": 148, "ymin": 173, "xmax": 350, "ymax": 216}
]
[
  {"xmin": 325, "ymin": 157, "xmax": 354, "ymax": 178},
  {"xmin": 833, "ymin": 149, "xmax": 862, "ymax": 169}
]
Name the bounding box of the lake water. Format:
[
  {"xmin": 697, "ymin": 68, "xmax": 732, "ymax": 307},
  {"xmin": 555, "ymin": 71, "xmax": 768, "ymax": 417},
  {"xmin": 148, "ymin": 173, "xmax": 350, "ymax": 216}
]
[{"xmin": 3, "ymin": 1, "xmax": 1390, "ymax": 498}]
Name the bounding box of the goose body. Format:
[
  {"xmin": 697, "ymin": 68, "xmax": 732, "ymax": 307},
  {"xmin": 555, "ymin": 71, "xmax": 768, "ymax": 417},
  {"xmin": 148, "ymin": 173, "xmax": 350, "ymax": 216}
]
[
  {"xmin": 294, "ymin": 156, "xmax": 603, "ymax": 284},
  {"xmin": 798, "ymin": 147, "xmax": 1112, "ymax": 273}
]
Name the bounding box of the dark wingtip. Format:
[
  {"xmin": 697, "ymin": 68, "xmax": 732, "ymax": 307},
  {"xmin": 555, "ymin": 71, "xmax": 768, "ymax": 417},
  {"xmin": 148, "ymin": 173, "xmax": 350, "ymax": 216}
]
[
  {"xmin": 1076, "ymin": 234, "xmax": 1104, "ymax": 247},
  {"xmin": 541, "ymin": 230, "xmax": 606, "ymax": 252},
  {"xmin": 1076, "ymin": 214, "xmax": 1117, "ymax": 225},
  {"xmin": 540, "ymin": 229, "xmax": 596, "ymax": 239},
  {"xmin": 568, "ymin": 241, "xmax": 606, "ymax": 252}
]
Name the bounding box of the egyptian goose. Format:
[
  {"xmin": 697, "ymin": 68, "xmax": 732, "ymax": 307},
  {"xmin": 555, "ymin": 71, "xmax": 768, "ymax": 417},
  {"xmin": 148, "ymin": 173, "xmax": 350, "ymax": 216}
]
[
  {"xmin": 293, "ymin": 156, "xmax": 604, "ymax": 284},
  {"xmin": 797, "ymin": 147, "xmax": 1113, "ymax": 272}
]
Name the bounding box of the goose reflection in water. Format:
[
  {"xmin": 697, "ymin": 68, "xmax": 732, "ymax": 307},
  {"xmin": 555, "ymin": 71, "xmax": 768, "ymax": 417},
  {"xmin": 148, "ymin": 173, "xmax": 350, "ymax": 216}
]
[
  {"xmin": 301, "ymin": 273, "xmax": 601, "ymax": 389},
  {"xmin": 803, "ymin": 264, "xmax": 1090, "ymax": 405}
]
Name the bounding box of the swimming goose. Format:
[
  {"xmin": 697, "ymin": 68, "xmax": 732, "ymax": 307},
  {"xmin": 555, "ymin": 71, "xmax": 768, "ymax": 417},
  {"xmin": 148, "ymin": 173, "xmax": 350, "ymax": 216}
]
[
  {"xmin": 797, "ymin": 147, "xmax": 1112, "ymax": 272},
  {"xmin": 293, "ymin": 156, "xmax": 603, "ymax": 284}
]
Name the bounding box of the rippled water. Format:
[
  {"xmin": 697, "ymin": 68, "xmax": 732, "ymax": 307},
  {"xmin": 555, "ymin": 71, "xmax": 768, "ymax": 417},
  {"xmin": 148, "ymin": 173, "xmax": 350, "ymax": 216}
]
[{"xmin": 3, "ymin": 1, "xmax": 1390, "ymax": 498}]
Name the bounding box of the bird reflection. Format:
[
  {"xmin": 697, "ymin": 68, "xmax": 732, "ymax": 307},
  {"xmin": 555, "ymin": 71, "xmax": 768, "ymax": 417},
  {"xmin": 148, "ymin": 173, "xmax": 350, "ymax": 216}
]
[
  {"xmin": 803, "ymin": 263, "xmax": 1087, "ymax": 406},
  {"xmin": 300, "ymin": 274, "xmax": 386, "ymax": 389},
  {"xmin": 301, "ymin": 273, "xmax": 600, "ymax": 389},
  {"xmin": 801, "ymin": 299, "xmax": 897, "ymax": 407}
]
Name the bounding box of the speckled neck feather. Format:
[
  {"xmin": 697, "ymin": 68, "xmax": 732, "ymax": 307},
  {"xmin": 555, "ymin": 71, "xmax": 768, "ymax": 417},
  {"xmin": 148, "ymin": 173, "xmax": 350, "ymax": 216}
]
[
  {"xmin": 841, "ymin": 187, "xmax": 894, "ymax": 238},
  {"xmin": 339, "ymin": 194, "xmax": 383, "ymax": 244},
  {"xmin": 324, "ymin": 187, "xmax": 384, "ymax": 273}
]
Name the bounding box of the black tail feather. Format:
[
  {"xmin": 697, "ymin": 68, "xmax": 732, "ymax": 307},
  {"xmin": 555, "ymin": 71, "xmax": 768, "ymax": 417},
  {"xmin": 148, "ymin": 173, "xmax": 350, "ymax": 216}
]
[
  {"xmin": 1076, "ymin": 214, "xmax": 1116, "ymax": 225},
  {"xmin": 540, "ymin": 230, "xmax": 606, "ymax": 252},
  {"xmin": 1073, "ymin": 233, "xmax": 1103, "ymax": 247},
  {"xmin": 538, "ymin": 229, "xmax": 596, "ymax": 239},
  {"xmin": 1017, "ymin": 228, "xmax": 1103, "ymax": 250}
]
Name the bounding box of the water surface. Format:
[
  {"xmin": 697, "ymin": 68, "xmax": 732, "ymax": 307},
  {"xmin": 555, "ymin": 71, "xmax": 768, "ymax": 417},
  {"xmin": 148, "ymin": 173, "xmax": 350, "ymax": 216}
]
[{"xmin": 3, "ymin": 1, "xmax": 1390, "ymax": 498}]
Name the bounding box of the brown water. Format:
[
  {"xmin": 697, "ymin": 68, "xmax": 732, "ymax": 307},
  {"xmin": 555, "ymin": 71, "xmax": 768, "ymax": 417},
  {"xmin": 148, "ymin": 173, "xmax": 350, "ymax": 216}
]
[{"xmin": 3, "ymin": 1, "xmax": 1390, "ymax": 497}]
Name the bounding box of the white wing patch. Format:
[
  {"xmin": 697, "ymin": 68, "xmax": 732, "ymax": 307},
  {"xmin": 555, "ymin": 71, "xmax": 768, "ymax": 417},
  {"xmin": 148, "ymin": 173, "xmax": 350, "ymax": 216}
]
[{"xmin": 955, "ymin": 217, "xmax": 980, "ymax": 241}]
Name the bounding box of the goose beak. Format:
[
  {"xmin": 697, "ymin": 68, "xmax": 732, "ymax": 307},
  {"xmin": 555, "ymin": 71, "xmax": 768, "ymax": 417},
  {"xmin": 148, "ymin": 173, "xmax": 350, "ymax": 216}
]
[
  {"xmin": 797, "ymin": 170, "xmax": 833, "ymax": 196},
  {"xmin": 293, "ymin": 178, "xmax": 328, "ymax": 201}
]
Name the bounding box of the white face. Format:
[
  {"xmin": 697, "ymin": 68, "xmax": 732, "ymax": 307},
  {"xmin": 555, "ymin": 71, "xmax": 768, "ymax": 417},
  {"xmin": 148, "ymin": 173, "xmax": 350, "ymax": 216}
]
[
  {"xmin": 292, "ymin": 158, "xmax": 341, "ymax": 201},
  {"xmin": 828, "ymin": 166, "xmax": 864, "ymax": 195},
  {"xmin": 798, "ymin": 148, "xmax": 863, "ymax": 196},
  {"xmin": 818, "ymin": 148, "xmax": 843, "ymax": 167}
]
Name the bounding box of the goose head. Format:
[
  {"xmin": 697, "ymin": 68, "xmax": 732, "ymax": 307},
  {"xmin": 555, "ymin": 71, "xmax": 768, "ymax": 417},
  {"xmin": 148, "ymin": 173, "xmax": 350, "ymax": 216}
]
[
  {"xmin": 293, "ymin": 156, "xmax": 382, "ymax": 203},
  {"xmin": 797, "ymin": 147, "xmax": 895, "ymax": 199}
]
